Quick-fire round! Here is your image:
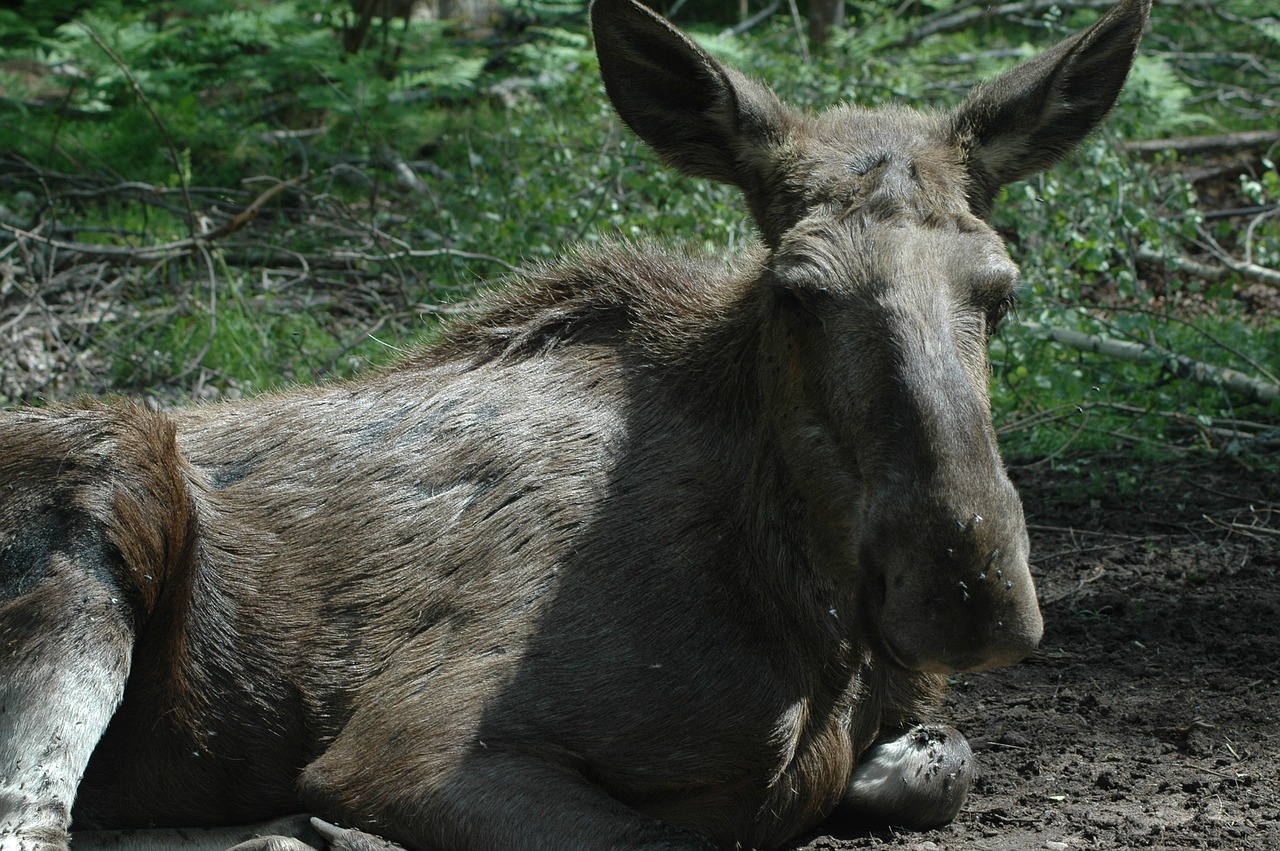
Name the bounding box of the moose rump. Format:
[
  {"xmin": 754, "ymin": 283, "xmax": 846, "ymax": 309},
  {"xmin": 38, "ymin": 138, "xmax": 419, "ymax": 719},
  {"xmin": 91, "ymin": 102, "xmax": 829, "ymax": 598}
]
[{"xmin": 1, "ymin": 0, "xmax": 1150, "ymax": 849}]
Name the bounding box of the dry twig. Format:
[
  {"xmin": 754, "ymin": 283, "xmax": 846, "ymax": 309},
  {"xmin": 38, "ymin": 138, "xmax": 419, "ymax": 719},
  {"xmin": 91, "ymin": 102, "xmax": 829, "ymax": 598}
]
[
  {"xmin": 1019, "ymin": 321, "xmax": 1280, "ymax": 404},
  {"xmin": 894, "ymin": 0, "xmax": 1121, "ymax": 46},
  {"xmin": 0, "ymin": 174, "xmax": 310, "ymax": 264},
  {"xmin": 1123, "ymin": 129, "xmax": 1280, "ymax": 157}
]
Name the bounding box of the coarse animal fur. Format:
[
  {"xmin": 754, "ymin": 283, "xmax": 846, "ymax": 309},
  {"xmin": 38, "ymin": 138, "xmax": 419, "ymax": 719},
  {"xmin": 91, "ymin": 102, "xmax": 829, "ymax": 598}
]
[{"xmin": 0, "ymin": 1, "xmax": 1150, "ymax": 849}]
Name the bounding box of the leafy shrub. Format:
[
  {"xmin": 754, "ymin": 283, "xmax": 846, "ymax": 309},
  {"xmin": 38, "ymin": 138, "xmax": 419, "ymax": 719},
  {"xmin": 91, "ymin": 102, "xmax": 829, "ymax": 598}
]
[{"xmin": 0, "ymin": 0, "xmax": 1274, "ymax": 467}]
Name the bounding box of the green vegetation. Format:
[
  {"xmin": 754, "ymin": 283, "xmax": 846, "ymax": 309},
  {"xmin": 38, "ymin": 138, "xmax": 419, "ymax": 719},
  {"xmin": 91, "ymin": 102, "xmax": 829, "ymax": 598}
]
[{"xmin": 0, "ymin": 0, "xmax": 1275, "ymax": 467}]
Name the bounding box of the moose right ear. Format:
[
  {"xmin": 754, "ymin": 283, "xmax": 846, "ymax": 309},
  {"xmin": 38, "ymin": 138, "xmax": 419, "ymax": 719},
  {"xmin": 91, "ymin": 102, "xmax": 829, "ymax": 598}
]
[
  {"xmin": 951, "ymin": 0, "xmax": 1151, "ymax": 213},
  {"xmin": 590, "ymin": 0, "xmax": 793, "ymax": 191}
]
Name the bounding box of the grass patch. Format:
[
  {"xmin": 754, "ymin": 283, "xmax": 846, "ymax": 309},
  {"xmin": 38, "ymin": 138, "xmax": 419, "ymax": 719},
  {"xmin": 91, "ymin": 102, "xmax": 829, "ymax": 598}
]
[{"xmin": 0, "ymin": 0, "xmax": 1274, "ymax": 469}]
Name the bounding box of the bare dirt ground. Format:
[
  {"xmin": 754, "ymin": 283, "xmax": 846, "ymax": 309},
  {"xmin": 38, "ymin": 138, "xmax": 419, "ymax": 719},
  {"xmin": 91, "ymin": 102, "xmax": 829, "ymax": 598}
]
[{"xmin": 794, "ymin": 452, "xmax": 1280, "ymax": 851}]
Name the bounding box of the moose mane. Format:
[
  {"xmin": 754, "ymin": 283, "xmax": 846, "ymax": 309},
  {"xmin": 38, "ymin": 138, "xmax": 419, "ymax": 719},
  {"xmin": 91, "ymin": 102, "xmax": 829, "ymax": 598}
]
[{"xmin": 414, "ymin": 241, "xmax": 768, "ymax": 375}]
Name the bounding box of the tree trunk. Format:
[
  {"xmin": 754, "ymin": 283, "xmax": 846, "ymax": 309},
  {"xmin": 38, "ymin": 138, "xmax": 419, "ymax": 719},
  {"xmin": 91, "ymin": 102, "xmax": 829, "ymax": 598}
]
[{"xmin": 808, "ymin": 0, "xmax": 844, "ymax": 48}]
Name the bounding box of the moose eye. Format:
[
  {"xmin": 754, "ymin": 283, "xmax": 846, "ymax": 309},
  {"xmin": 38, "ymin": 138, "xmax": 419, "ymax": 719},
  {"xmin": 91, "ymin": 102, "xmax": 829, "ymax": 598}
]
[
  {"xmin": 772, "ymin": 284, "xmax": 832, "ymax": 328},
  {"xmin": 986, "ymin": 293, "xmax": 1018, "ymax": 337},
  {"xmin": 770, "ymin": 262, "xmax": 832, "ymax": 315}
]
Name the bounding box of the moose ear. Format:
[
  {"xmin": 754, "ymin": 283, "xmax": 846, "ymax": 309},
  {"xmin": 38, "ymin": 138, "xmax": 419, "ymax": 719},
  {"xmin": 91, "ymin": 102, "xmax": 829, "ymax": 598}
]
[
  {"xmin": 951, "ymin": 0, "xmax": 1151, "ymax": 211},
  {"xmin": 590, "ymin": 0, "xmax": 793, "ymax": 190}
]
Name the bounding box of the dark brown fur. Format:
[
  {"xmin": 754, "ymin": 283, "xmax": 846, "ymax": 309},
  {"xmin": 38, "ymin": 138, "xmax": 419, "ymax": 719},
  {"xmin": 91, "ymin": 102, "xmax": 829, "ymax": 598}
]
[{"xmin": 0, "ymin": 2, "xmax": 1150, "ymax": 849}]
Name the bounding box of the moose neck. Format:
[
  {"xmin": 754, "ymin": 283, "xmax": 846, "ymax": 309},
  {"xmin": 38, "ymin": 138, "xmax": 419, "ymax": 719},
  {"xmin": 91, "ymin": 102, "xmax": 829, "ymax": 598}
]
[
  {"xmin": 423, "ymin": 242, "xmax": 883, "ymax": 664},
  {"xmin": 638, "ymin": 270, "xmax": 878, "ymax": 666},
  {"xmin": 749, "ymin": 308, "xmax": 872, "ymax": 636}
]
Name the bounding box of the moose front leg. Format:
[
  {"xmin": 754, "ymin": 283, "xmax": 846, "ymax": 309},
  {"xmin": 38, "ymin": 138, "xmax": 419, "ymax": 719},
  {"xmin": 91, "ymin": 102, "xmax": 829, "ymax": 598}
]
[
  {"xmin": 300, "ymin": 743, "xmax": 715, "ymax": 851},
  {"xmin": 226, "ymin": 818, "xmax": 407, "ymax": 851},
  {"xmin": 0, "ymin": 569, "xmax": 133, "ymax": 851},
  {"xmin": 833, "ymin": 724, "xmax": 974, "ymax": 831},
  {"xmin": 2, "ymin": 406, "xmax": 191, "ymax": 851},
  {"xmin": 69, "ymin": 816, "xmax": 400, "ymax": 851}
]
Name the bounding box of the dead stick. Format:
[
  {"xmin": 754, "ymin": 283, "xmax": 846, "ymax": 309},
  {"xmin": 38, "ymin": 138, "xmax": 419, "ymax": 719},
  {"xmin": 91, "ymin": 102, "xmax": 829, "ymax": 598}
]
[
  {"xmin": 1123, "ymin": 129, "xmax": 1280, "ymax": 156},
  {"xmin": 1020, "ymin": 321, "xmax": 1280, "ymax": 404},
  {"xmin": 0, "ymin": 174, "xmax": 308, "ymax": 262},
  {"xmin": 1136, "ymin": 246, "xmax": 1280, "ymax": 289},
  {"xmin": 206, "ymin": 174, "xmax": 309, "ymax": 240},
  {"xmin": 894, "ymin": 0, "xmax": 1120, "ymax": 46}
]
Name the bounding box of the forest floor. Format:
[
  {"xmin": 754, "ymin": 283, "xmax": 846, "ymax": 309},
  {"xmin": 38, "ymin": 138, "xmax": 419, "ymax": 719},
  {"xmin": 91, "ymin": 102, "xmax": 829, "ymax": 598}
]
[{"xmin": 794, "ymin": 452, "xmax": 1280, "ymax": 851}]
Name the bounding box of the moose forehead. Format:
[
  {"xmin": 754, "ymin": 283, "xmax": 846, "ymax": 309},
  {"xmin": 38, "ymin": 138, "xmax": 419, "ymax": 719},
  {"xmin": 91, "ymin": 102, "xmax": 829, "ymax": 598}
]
[
  {"xmin": 772, "ymin": 219, "xmax": 1018, "ymax": 317},
  {"xmin": 780, "ymin": 104, "xmax": 977, "ymax": 226},
  {"xmin": 771, "ymin": 104, "xmax": 1017, "ymax": 301}
]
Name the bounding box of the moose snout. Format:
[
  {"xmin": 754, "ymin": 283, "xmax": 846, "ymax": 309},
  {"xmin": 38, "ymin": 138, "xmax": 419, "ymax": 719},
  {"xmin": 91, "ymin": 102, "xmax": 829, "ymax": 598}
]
[{"xmin": 867, "ymin": 505, "xmax": 1043, "ymax": 674}]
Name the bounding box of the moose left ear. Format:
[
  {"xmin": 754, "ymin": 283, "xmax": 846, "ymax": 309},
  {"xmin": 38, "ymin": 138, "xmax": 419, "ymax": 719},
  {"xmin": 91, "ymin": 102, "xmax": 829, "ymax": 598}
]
[
  {"xmin": 951, "ymin": 0, "xmax": 1151, "ymax": 212},
  {"xmin": 590, "ymin": 0, "xmax": 794, "ymax": 192}
]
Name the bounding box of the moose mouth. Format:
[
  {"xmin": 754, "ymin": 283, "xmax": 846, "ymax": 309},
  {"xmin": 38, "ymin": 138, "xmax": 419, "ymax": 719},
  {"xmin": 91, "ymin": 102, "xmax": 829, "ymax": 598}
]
[{"xmin": 861, "ymin": 561, "xmax": 1043, "ymax": 675}]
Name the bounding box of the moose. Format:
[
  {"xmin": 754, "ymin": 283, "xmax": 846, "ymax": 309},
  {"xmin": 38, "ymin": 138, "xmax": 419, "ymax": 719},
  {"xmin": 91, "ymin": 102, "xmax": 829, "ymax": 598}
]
[{"xmin": 1, "ymin": 0, "xmax": 1149, "ymax": 848}]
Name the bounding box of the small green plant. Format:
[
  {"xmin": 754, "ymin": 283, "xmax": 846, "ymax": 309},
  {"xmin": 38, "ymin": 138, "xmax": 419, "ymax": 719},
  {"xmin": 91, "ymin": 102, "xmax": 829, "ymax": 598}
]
[
  {"xmin": 1076, "ymin": 607, "xmax": 1113, "ymax": 623},
  {"xmin": 0, "ymin": 0, "xmax": 1274, "ymax": 477}
]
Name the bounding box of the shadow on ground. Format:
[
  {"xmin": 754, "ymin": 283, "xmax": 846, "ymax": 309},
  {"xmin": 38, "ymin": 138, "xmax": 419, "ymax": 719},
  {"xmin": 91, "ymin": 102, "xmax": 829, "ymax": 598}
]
[{"xmin": 794, "ymin": 453, "xmax": 1280, "ymax": 851}]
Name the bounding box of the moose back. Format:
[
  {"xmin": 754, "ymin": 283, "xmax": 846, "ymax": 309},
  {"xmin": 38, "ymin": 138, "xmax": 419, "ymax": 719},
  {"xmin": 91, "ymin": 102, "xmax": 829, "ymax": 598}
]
[{"xmin": 0, "ymin": 0, "xmax": 1149, "ymax": 849}]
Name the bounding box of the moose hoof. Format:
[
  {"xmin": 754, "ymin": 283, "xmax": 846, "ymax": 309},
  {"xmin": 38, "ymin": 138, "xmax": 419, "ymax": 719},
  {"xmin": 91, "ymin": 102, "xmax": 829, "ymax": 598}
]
[
  {"xmin": 835, "ymin": 723, "xmax": 974, "ymax": 830},
  {"xmin": 308, "ymin": 819, "xmax": 405, "ymax": 851},
  {"xmin": 0, "ymin": 827, "xmax": 70, "ymax": 851},
  {"xmin": 225, "ymin": 838, "xmax": 318, "ymax": 851}
]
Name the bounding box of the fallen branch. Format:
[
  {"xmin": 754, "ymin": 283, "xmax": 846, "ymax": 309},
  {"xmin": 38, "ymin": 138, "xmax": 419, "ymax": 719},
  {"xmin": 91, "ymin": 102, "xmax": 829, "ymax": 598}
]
[
  {"xmin": 330, "ymin": 247, "xmax": 520, "ymax": 273},
  {"xmin": 0, "ymin": 174, "xmax": 309, "ymax": 264},
  {"xmin": 214, "ymin": 175, "xmax": 310, "ymax": 239},
  {"xmin": 893, "ymin": 0, "xmax": 1120, "ymax": 46},
  {"xmin": 1203, "ymin": 516, "xmax": 1280, "ymax": 540},
  {"xmin": 1020, "ymin": 321, "xmax": 1280, "ymax": 404},
  {"xmin": 1206, "ymin": 249, "xmax": 1280, "ymax": 289},
  {"xmin": 376, "ymin": 146, "xmax": 428, "ymax": 195},
  {"xmin": 1123, "ymin": 129, "xmax": 1280, "ymax": 157},
  {"xmin": 1136, "ymin": 247, "xmax": 1228, "ymax": 282},
  {"xmin": 1136, "ymin": 246, "xmax": 1280, "ymax": 289},
  {"xmin": 0, "ymin": 220, "xmax": 162, "ymax": 262},
  {"xmin": 719, "ymin": 0, "xmax": 782, "ymax": 38},
  {"xmin": 1091, "ymin": 402, "xmax": 1276, "ymax": 434},
  {"xmin": 1203, "ymin": 204, "xmax": 1279, "ymax": 222},
  {"xmin": 1085, "ymin": 402, "xmax": 1280, "ymax": 449}
]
